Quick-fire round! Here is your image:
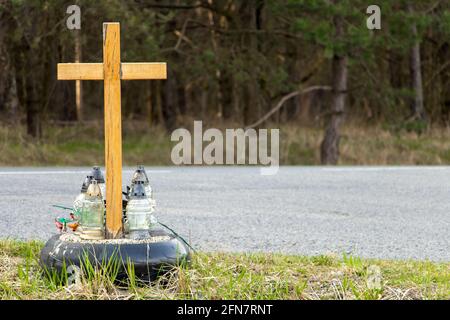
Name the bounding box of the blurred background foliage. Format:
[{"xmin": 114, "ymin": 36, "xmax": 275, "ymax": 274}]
[{"xmin": 0, "ymin": 0, "xmax": 449, "ymax": 165}]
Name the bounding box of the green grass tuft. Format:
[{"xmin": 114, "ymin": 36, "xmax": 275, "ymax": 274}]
[{"xmin": 0, "ymin": 240, "xmax": 448, "ymax": 300}]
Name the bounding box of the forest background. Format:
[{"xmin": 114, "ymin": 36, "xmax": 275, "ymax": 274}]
[{"xmin": 0, "ymin": 0, "xmax": 449, "ymax": 166}]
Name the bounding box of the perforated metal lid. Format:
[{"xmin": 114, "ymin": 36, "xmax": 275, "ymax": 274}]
[
  {"xmin": 138, "ymin": 165, "xmax": 150, "ymax": 182},
  {"xmin": 132, "ymin": 167, "xmax": 149, "ymax": 184},
  {"xmin": 90, "ymin": 166, "xmax": 105, "ymax": 183},
  {"xmin": 129, "ymin": 180, "xmax": 146, "ymax": 198},
  {"xmin": 81, "ymin": 175, "xmax": 94, "ymax": 193}
]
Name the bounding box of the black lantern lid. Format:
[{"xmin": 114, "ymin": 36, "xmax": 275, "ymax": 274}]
[
  {"xmin": 81, "ymin": 175, "xmax": 94, "ymax": 193},
  {"xmin": 91, "ymin": 166, "xmax": 105, "ymax": 183},
  {"xmin": 129, "ymin": 180, "xmax": 146, "ymax": 198},
  {"xmin": 132, "ymin": 166, "xmax": 149, "ymax": 184},
  {"xmin": 137, "ymin": 165, "xmax": 150, "ymax": 182}
]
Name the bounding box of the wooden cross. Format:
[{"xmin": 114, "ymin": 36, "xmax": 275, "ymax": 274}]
[{"xmin": 58, "ymin": 22, "xmax": 167, "ymax": 239}]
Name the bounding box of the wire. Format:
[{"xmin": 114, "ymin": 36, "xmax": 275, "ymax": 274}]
[
  {"xmin": 52, "ymin": 204, "xmax": 73, "ymax": 211},
  {"xmin": 157, "ymin": 221, "xmax": 196, "ymax": 253}
]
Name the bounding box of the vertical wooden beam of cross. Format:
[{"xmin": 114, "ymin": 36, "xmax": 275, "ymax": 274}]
[{"xmin": 57, "ymin": 22, "xmax": 167, "ymax": 238}]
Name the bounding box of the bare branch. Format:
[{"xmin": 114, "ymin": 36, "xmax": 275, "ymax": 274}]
[{"xmin": 245, "ymin": 86, "xmax": 331, "ymax": 129}]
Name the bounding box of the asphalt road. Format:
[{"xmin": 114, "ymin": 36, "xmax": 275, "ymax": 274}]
[{"xmin": 0, "ymin": 166, "xmax": 448, "ymax": 261}]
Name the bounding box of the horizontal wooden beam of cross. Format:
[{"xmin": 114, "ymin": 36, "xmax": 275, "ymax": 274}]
[{"xmin": 58, "ymin": 62, "xmax": 167, "ymax": 80}]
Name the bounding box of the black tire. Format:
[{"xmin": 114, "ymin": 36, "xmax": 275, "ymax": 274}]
[{"xmin": 39, "ymin": 229, "xmax": 190, "ymax": 283}]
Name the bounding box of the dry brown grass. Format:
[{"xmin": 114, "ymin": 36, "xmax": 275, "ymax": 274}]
[
  {"xmin": 0, "ymin": 122, "xmax": 450, "ymax": 166},
  {"xmin": 282, "ymin": 124, "xmax": 450, "ymax": 165}
]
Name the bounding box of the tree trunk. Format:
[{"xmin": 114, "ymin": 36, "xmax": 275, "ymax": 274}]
[
  {"xmin": 75, "ymin": 30, "xmax": 83, "ymax": 121},
  {"xmin": 219, "ymin": 70, "xmax": 233, "ymax": 119},
  {"xmin": 163, "ymin": 69, "xmax": 177, "ymax": 131},
  {"xmin": 146, "ymin": 82, "xmax": 153, "ymax": 126},
  {"xmin": 0, "ymin": 2, "xmax": 8, "ymax": 111},
  {"xmin": 25, "ymin": 66, "xmax": 41, "ymax": 137},
  {"xmin": 206, "ymin": 0, "xmax": 223, "ymax": 120},
  {"xmin": 408, "ymin": 4, "xmax": 426, "ymax": 121},
  {"xmin": 438, "ymin": 42, "xmax": 450, "ymax": 124},
  {"xmin": 239, "ymin": 1, "xmax": 260, "ymax": 125},
  {"xmin": 155, "ymin": 81, "xmax": 165, "ymax": 127},
  {"xmin": 0, "ymin": 0, "xmax": 18, "ymax": 120},
  {"xmin": 21, "ymin": 36, "xmax": 41, "ymax": 138},
  {"xmin": 320, "ymin": 13, "xmax": 347, "ymax": 165}
]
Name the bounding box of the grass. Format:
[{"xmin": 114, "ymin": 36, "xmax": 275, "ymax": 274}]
[
  {"xmin": 0, "ymin": 240, "xmax": 448, "ymax": 300},
  {"xmin": 282, "ymin": 123, "xmax": 450, "ymax": 165},
  {"xmin": 0, "ymin": 122, "xmax": 172, "ymax": 166},
  {"xmin": 2, "ymin": 121, "xmax": 450, "ymax": 166}
]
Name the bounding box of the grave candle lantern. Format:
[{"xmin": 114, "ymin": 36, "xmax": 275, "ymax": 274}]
[
  {"xmin": 79, "ymin": 180, "xmax": 105, "ymax": 240},
  {"xmin": 125, "ymin": 178, "xmax": 157, "ymax": 239},
  {"xmin": 131, "ymin": 165, "xmax": 156, "ymax": 208},
  {"xmin": 73, "ymin": 175, "xmax": 94, "ymax": 219}
]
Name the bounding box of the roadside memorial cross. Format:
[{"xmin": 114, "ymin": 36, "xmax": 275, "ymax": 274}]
[{"xmin": 57, "ymin": 22, "xmax": 167, "ymax": 239}]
